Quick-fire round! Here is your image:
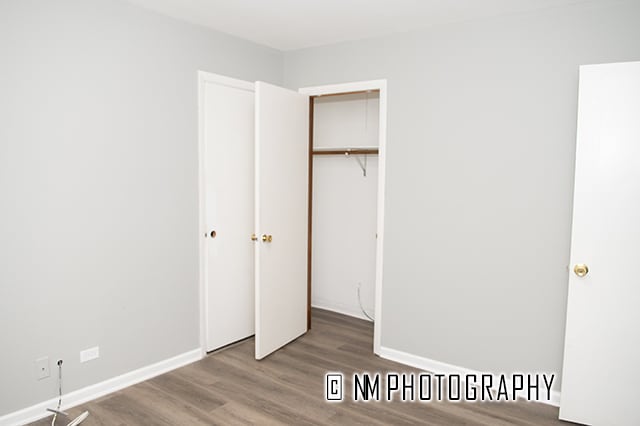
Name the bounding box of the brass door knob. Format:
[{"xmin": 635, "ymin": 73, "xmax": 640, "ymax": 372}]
[
  {"xmin": 574, "ymin": 264, "xmax": 589, "ymax": 277},
  {"xmin": 261, "ymin": 234, "xmax": 273, "ymax": 243},
  {"xmin": 210, "ymin": 230, "xmax": 217, "ymax": 238},
  {"xmin": 251, "ymin": 234, "xmax": 258, "ymax": 241}
]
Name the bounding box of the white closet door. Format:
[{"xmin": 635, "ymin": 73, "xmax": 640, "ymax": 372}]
[
  {"xmin": 560, "ymin": 62, "xmax": 640, "ymax": 425},
  {"xmin": 254, "ymin": 81, "xmax": 309, "ymax": 360},
  {"xmin": 203, "ymin": 77, "xmax": 255, "ymax": 352}
]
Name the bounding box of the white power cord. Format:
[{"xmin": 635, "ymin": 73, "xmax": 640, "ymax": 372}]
[
  {"xmin": 49, "ymin": 360, "xmax": 64, "ymax": 426},
  {"xmin": 67, "ymin": 411, "xmax": 89, "ymax": 426},
  {"xmin": 357, "ymin": 283, "xmax": 375, "ymax": 322},
  {"xmin": 47, "ymin": 360, "xmax": 89, "ymax": 426}
]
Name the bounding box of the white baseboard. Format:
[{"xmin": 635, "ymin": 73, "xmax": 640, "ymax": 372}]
[
  {"xmin": 378, "ymin": 346, "xmax": 561, "ymax": 407},
  {"xmin": 0, "ymin": 348, "xmax": 202, "ymax": 426},
  {"xmin": 312, "ymin": 301, "xmax": 374, "ymax": 322}
]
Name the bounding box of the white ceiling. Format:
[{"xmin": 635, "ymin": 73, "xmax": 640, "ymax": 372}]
[{"xmin": 127, "ymin": 0, "xmax": 595, "ymax": 51}]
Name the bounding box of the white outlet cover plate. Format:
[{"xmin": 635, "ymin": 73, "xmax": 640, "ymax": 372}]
[
  {"xmin": 35, "ymin": 356, "xmax": 50, "ymax": 380},
  {"xmin": 80, "ymin": 346, "xmax": 100, "ymax": 363}
]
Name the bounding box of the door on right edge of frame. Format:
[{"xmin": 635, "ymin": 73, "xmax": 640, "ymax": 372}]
[{"xmin": 560, "ymin": 61, "xmax": 640, "ymax": 425}]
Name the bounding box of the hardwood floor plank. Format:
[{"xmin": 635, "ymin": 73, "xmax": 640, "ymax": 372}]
[
  {"xmin": 95, "ymin": 393, "xmax": 173, "ymax": 425},
  {"xmin": 207, "ymin": 402, "xmax": 288, "ymax": 426},
  {"xmin": 123, "ymin": 382, "xmax": 214, "ymax": 425},
  {"xmin": 146, "ymin": 372, "xmax": 225, "ymax": 413}
]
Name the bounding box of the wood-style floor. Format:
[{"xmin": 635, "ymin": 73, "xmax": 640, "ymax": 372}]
[{"xmin": 31, "ymin": 309, "xmax": 569, "ymax": 425}]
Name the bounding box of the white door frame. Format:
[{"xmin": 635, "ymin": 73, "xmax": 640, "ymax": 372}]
[
  {"xmin": 197, "ymin": 71, "xmax": 255, "ymax": 358},
  {"xmin": 299, "ymin": 79, "xmax": 388, "ymax": 355}
]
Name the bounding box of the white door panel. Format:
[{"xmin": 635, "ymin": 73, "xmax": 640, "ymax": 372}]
[
  {"xmin": 203, "ymin": 79, "xmax": 254, "ymax": 352},
  {"xmin": 560, "ymin": 62, "xmax": 640, "ymax": 425},
  {"xmin": 254, "ymin": 81, "xmax": 309, "ymax": 360}
]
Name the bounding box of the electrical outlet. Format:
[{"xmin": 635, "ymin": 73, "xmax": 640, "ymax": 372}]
[
  {"xmin": 80, "ymin": 346, "xmax": 99, "ymax": 363},
  {"xmin": 35, "ymin": 356, "xmax": 50, "ymax": 380}
]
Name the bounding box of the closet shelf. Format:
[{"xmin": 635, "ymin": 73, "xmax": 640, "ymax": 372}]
[{"xmin": 312, "ymin": 147, "xmax": 379, "ymax": 156}]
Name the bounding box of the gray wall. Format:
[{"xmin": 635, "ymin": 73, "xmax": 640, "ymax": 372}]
[
  {"xmin": 284, "ymin": 0, "xmax": 640, "ymax": 389},
  {"xmin": 0, "ymin": 0, "xmax": 282, "ymax": 415}
]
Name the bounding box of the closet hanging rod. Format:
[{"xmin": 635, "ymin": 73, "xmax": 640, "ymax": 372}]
[{"xmin": 312, "ymin": 148, "xmax": 379, "ymax": 156}]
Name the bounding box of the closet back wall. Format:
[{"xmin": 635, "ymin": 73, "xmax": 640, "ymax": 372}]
[
  {"xmin": 312, "ymin": 93, "xmax": 379, "ymax": 320},
  {"xmin": 0, "ymin": 0, "xmax": 282, "ymax": 415}
]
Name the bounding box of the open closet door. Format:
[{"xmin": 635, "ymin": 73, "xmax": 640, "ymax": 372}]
[{"xmin": 254, "ymin": 81, "xmax": 309, "ymax": 360}]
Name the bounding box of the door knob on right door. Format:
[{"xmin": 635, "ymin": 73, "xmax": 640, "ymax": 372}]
[{"xmin": 574, "ymin": 264, "xmax": 589, "ymax": 277}]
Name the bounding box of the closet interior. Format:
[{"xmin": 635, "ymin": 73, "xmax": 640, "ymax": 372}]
[{"xmin": 308, "ymin": 90, "xmax": 380, "ymax": 327}]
